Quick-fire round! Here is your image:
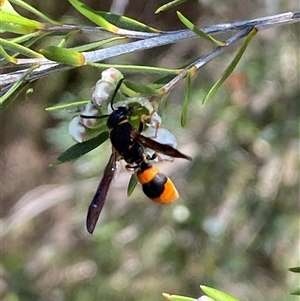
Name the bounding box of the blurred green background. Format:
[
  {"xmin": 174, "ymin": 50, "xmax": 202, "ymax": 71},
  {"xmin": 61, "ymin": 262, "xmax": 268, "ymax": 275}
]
[{"xmin": 1, "ymin": 1, "xmax": 299, "ymax": 301}]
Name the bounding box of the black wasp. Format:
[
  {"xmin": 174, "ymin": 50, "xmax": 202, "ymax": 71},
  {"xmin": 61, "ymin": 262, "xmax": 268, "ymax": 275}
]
[{"xmin": 81, "ymin": 78, "xmax": 191, "ymax": 234}]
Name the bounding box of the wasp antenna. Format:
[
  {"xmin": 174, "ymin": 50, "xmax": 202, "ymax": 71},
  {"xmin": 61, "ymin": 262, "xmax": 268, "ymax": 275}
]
[
  {"xmin": 110, "ymin": 78, "xmax": 125, "ymax": 111},
  {"xmin": 80, "ymin": 114, "xmax": 109, "ymax": 119}
]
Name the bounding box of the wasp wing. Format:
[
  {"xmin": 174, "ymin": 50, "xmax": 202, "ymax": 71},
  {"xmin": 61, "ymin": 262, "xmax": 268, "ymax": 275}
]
[
  {"xmin": 134, "ymin": 133, "xmax": 192, "ymax": 161},
  {"xmin": 86, "ymin": 150, "xmax": 120, "ymax": 234}
]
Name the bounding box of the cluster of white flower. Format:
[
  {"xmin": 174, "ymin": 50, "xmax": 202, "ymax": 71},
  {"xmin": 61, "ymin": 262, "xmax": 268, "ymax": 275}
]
[
  {"xmin": 69, "ymin": 67, "xmax": 178, "ymax": 161},
  {"xmin": 68, "ymin": 68, "xmax": 123, "ymax": 142}
]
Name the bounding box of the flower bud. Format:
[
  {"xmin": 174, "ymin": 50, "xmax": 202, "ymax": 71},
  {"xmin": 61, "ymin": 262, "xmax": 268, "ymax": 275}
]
[
  {"xmin": 101, "ymin": 67, "xmax": 123, "ymax": 83},
  {"xmin": 91, "ymin": 80, "xmax": 115, "ymax": 107}
]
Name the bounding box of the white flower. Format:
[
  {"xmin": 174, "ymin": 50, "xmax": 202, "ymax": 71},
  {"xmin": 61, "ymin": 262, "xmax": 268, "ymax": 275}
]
[
  {"xmin": 80, "ymin": 103, "xmax": 102, "ymax": 129},
  {"xmin": 143, "ymin": 127, "xmax": 177, "ymax": 161},
  {"xmin": 69, "ymin": 116, "xmax": 86, "ymax": 142}
]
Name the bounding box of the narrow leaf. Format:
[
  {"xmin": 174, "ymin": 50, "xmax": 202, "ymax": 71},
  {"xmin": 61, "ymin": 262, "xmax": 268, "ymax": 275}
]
[
  {"xmin": 40, "ymin": 46, "xmax": 86, "ymax": 66},
  {"xmin": 71, "ymin": 36, "xmax": 126, "ymax": 52},
  {"xmin": 181, "ymin": 69, "xmax": 192, "ymax": 127},
  {"xmin": 0, "ymin": 38, "xmax": 44, "ymax": 58},
  {"xmin": 177, "ymin": 12, "xmax": 225, "ymax": 46},
  {"xmin": 1, "ymin": 0, "xmax": 20, "ymax": 15},
  {"xmin": 53, "ymin": 131, "xmax": 109, "ymax": 165},
  {"xmin": 96, "ymin": 11, "xmax": 161, "ymax": 33},
  {"xmin": 0, "ymin": 45, "xmax": 18, "ymax": 63},
  {"xmin": 127, "ymin": 174, "xmax": 138, "ymax": 196},
  {"xmin": 290, "ymin": 287, "xmax": 300, "ymax": 295},
  {"xmin": 88, "ymin": 62, "xmax": 182, "ymax": 75},
  {"xmin": 57, "ymin": 29, "xmax": 82, "ymax": 48},
  {"xmin": 156, "ymin": 0, "xmax": 189, "ymax": 14},
  {"xmin": 0, "ymin": 64, "xmax": 39, "ymax": 111},
  {"xmin": 0, "ymin": 21, "xmax": 35, "ymax": 34},
  {"xmin": 10, "ymin": 31, "xmax": 41, "ymax": 44},
  {"xmin": 162, "ymin": 293, "xmax": 196, "ymax": 301},
  {"xmin": 9, "ymin": 0, "xmax": 61, "ymax": 25},
  {"xmin": 202, "ymin": 27, "xmax": 257, "ymax": 104},
  {"xmin": 45, "ymin": 100, "xmax": 90, "ymax": 112},
  {"xmin": 123, "ymin": 79, "xmax": 159, "ymax": 96},
  {"xmin": 68, "ymin": 0, "xmax": 118, "ymax": 32},
  {"xmin": 0, "ymin": 11, "xmax": 45, "ymax": 32},
  {"xmin": 289, "ymin": 267, "xmax": 300, "ymax": 273},
  {"xmin": 200, "ymin": 285, "xmax": 241, "ymax": 301}
]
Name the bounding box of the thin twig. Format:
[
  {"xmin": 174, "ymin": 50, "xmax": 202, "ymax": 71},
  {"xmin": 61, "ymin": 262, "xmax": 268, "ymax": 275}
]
[
  {"xmin": 1, "ymin": 11, "xmax": 299, "ymax": 96},
  {"xmin": 160, "ymin": 26, "xmax": 254, "ymax": 93}
]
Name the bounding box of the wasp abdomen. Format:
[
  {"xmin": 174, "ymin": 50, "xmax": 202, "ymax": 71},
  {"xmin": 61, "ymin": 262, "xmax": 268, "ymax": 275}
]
[{"xmin": 137, "ymin": 163, "xmax": 179, "ymax": 204}]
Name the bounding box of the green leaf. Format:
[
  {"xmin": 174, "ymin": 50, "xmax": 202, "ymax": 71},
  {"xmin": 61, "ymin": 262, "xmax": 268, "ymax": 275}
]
[
  {"xmin": 0, "ymin": 11, "xmax": 45, "ymax": 33},
  {"xmin": 53, "ymin": 132, "xmax": 109, "ymax": 165},
  {"xmin": 88, "ymin": 62, "xmax": 182, "ymax": 76},
  {"xmin": 127, "ymin": 174, "xmax": 138, "ymax": 197},
  {"xmin": 68, "ymin": 0, "xmax": 118, "ymax": 32},
  {"xmin": 290, "ymin": 287, "xmax": 300, "ymax": 295},
  {"xmin": 156, "ymin": 0, "xmax": 189, "ymax": 13},
  {"xmin": 71, "ymin": 36, "xmax": 126, "ymax": 52},
  {"xmin": 96, "ymin": 11, "xmax": 161, "ymax": 33},
  {"xmin": 200, "ymin": 285, "xmax": 241, "ymax": 301},
  {"xmin": 9, "ymin": 0, "xmax": 61, "ymax": 25},
  {"xmin": 289, "ymin": 267, "xmax": 300, "ymax": 273},
  {"xmin": 1, "ymin": 0, "xmax": 20, "ymax": 15},
  {"xmin": 0, "ymin": 45, "xmax": 18, "ymax": 63},
  {"xmin": 40, "ymin": 46, "xmax": 86, "ymax": 66},
  {"xmin": 69, "ymin": 0, "xmax": 161, "ymax": 33},
  {"xmin": 45, "ymin": 100, "xmax": 90, "ymax": 112},
  {"xmin": 177, "ymin": 11, "xmax": 225, "ymax": 46},
  {"xmin": 181, "ymin": 69, "xmax": 192, "ymax": 127},
  {"xmin": 154, "ymin": 73, "xmax": 178, "ymax": 86},
  {"xmin": 8, "ymin": 32, "xmax": 51, "ymax": 58},
  {"xmin": 289, "ymin": 267, "xmax": 300, "ymax": 295},
  {"xmin": 162, "ymin": 293, "xmax": 196, "ymax": 301},
  {"xmin": 56, "ymin": 29, "xmax": 82, "ymax": 48},
  {"xmin": 0, "ymin": 38, "xmax": 44, "ymax": 58},
  {"xmin": 0, "ymin": 22, "xmax": 32, "ymax": 34},
  {"xmin": 123, "ymin": 79, "xmax": 159, "ymax": 96},
  {"xmin": 10, "ymin": 31, "xmax": 42, "ymax": 44},
  {"xmin": 0, "ymin": 64, "xmax": 40, "ymax": 111},
  {"xmin": 202, "ymin": 27, "xmax": 257, "ymax": 104}
]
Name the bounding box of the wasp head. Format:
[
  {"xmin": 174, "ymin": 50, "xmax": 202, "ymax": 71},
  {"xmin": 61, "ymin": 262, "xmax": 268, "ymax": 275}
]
[{"xmin": 106, "ymin": 106, "xmax": 134, "ymax": 129}]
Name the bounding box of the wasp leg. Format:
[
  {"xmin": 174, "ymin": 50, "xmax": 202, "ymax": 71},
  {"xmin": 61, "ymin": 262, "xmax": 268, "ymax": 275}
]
[{"xmin": 140, "ymin": 111, "xmax": 160, "ymax": 139}]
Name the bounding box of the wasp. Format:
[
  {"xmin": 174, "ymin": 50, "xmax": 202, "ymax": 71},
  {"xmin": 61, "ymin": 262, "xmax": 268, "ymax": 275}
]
[{"xmin": 81, "ymin": 79, "xmax": 192, "ymax": 234}]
